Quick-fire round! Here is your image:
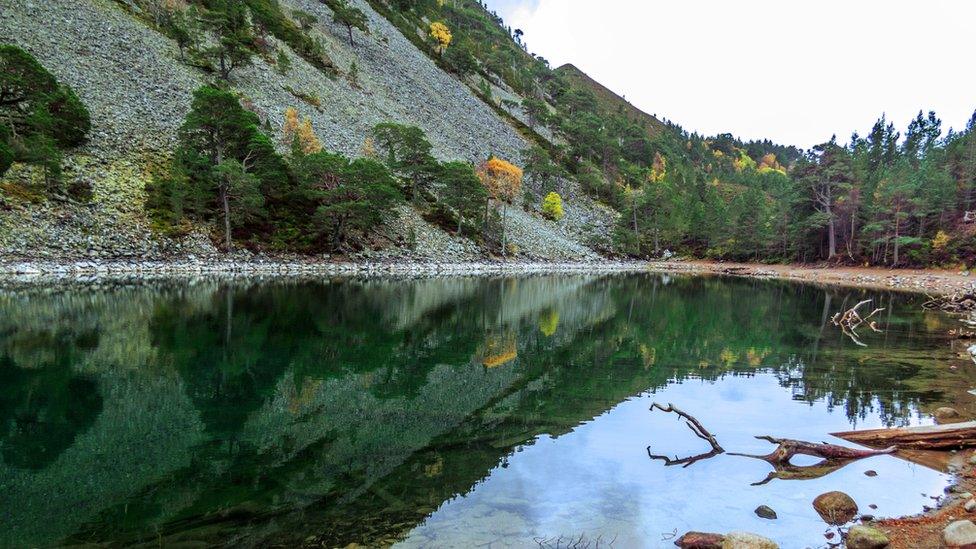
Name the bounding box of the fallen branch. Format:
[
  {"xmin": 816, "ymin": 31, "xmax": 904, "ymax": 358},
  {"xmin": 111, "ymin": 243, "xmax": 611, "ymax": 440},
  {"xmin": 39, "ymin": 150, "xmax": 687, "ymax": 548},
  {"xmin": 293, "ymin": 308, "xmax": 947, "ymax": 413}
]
[
  {"xmin": 646, "ymin": 447, "xmax": 723, "ymax": 468},
  {"xmin": 832, "ymin": 420, "xmax": 976, "ymax": 450},
  {"xmin": 649, "ymin": 403, "xmax": 724, "ymax": 452},
  {"xmin": 729, "ymin": 436, "xmax": 896, "ymax": 464},
  {"xmin": 647, "ymin": 403, "xmax": 724, "ymax": 468},
  {"xmin": 728, "ymin": 436, "xmax": 896, "ymax": 486},
  {"xmin": 922, "ymin": 292, "xmax": 976, "ymax": 313},
  {"xmin": 832, "ymin": 299, "xmax": 885, "ymax": 346}
]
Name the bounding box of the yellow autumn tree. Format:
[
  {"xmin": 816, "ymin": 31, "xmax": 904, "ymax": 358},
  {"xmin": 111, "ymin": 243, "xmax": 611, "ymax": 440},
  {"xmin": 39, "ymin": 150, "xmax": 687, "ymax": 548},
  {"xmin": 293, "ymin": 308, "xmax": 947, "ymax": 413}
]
[
  {"xmin": 281, "ymin": 107, "xmax": 322, "ymax": 155},
  {"xmin": 733, "ymin": 150, "xmax": 757, "ymax": 172},
  {"xmin": 477, "ymin": 157, "xmax": 523, "ymax": 257},
  {"xmin": 649, "ymin": 152, "xmax": 667, "ymax": 182},
  {"xmin": 361, "ymin": 136, "xmax": 377, "ymax": 158},
  {"xmin": 429, "ymin": 22, "xmax": 452, "ymax": 54},
  {"xmin": 541, "ymin": 191, "xmax": 564, "ymax": 221},
  {"xmin": 757, "ymin": 153, "xmax": 787, "ymax": 175}
]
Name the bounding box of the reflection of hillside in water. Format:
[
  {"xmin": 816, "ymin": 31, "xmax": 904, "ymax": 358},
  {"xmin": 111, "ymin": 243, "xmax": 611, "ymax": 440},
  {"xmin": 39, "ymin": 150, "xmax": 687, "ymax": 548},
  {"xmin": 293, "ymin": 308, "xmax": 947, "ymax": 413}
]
[{"xmin": 0, "ymin": 275, "xmax": 964, "ymax": 547}]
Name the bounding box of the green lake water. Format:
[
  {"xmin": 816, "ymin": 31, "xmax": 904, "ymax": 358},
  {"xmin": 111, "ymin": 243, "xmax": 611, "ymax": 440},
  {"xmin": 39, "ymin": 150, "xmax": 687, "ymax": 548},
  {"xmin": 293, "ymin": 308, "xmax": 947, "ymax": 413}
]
[{"xmin": 0, "ymin": 273, "xmax": 971, "ymax": 548}]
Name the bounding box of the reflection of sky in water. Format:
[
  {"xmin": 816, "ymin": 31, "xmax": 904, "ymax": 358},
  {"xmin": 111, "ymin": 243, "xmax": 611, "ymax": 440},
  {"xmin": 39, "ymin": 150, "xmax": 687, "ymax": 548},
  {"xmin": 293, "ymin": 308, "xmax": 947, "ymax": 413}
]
[{"xmin": 400, "ymin": 374, "xmax": 948, "ymax": 548}]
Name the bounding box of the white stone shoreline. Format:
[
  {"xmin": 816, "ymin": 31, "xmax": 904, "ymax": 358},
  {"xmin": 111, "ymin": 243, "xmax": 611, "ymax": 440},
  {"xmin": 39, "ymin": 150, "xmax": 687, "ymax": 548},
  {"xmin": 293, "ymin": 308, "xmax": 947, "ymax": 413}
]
[{"xmin": 0, "ymin": 258, "xmax": 685, "ymax": 282}]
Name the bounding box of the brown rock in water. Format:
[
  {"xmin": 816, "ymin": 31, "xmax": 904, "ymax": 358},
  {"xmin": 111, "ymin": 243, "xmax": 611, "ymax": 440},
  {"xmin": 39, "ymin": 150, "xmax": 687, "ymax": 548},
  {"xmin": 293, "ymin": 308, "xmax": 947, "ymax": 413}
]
[
  {"xmin": 813, "ymin": 491, "xmax": 859, "ymax": 525},
  {"xmin": 935, "ymin": 407, "xmax": 963, "ymax": 424},
  {"xmin": 674, "ymin": 531, "xmax": 724, "ymax": 548}
]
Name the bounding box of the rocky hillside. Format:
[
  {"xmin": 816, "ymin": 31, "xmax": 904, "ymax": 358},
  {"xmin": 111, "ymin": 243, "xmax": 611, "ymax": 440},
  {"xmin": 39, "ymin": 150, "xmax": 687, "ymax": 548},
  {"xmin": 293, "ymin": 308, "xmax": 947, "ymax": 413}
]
[{"xmin": 0, "ymin": 0, "xmax": 615, "ymax": 263}]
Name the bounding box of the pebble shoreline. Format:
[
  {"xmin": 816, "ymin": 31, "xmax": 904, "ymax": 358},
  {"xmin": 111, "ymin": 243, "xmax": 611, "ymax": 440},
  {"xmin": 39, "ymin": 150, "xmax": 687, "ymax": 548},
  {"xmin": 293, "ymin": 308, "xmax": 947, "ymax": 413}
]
[{"xmin": 0, "ymin": 259, "xmax": 668, "ymax": 283}]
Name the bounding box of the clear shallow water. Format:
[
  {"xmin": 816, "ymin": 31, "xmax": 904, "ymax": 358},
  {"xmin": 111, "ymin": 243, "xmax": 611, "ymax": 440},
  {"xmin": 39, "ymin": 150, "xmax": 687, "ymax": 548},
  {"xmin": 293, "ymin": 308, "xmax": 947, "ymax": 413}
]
[{"xmin": 0, "ymin": 273, "xmax": 970, "ymax": 548}]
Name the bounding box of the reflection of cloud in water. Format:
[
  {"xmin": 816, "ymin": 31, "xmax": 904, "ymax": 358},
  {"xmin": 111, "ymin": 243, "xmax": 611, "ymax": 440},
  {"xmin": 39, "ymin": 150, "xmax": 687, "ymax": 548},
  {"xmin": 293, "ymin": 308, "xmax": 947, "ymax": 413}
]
[
  {"xmin": 0, "ymin": 275, "xmax": 967, "ymax": 547},
  {"xmin": 399, "ymin": 374, "xmax": 949, "ymax": 548}
]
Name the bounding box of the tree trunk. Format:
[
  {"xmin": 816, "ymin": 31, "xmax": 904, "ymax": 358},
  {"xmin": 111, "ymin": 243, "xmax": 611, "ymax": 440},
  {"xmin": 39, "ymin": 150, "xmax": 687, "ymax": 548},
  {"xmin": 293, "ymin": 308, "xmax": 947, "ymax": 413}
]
[
  {"xmin": 893, "ymin": 212, "xmax": 901, "ymax": 266},
  {"xmin": 501, "ymin": 203, "xmax": 508, "ymax": 258},
  {"xmin": 221, "ymin": 185, "xmax": 232, "ymax": 251},
  {"xmin": 483, "ymin": 198, "xmax": 490, "ymax": 241},
  {"xmin": 827, "ymin": 213, "xmax": 837, "ymax": 258}
]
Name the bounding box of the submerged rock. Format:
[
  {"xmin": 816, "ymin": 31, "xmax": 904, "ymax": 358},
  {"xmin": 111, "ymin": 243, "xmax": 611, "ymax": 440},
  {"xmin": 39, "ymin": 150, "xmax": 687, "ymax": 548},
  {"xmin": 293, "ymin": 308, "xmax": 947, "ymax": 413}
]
[
  {"xmin": 674, "ymin": 531, "xmax": 724, "ymax": 548},
  {"xmin": 846, "ymin": 525, "xmax": 889, "ymax": 549},
  {"xmin": 720, "ymin": 531, "xmax": 778, "ymax": 549},
  {"xmin": 813, "ymin": 491, "xmax": 859, "ymax": 525},
  {"xmin": 966, "ymin": 499, "xmax": 976, "ymax": 513},
  {"xmin": 754, "ymin": 505, "xmax": 777, "ymax": 520},
  {"xmin": 944, "ymin": 520, "xmax": 976, "ymax": 547}
]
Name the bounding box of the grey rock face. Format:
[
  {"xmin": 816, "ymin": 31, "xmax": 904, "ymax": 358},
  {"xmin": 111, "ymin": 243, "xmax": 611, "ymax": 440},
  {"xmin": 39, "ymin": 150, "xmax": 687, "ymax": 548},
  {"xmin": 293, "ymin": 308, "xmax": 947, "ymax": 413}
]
[{"xmin": 0, "ymin": 0, "xmax": 614, "ymax": 263}]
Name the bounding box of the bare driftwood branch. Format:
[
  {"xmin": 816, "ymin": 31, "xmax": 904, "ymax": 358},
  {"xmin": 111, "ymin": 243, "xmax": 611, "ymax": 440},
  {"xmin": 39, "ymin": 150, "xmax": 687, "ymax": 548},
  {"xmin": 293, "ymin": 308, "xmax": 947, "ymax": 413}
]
[
  {"xmin": 923, "ymin": 292, "xmax": 976, "ymax": 313},
  {"xmin": 832, "ymin": 420, "xmax": 976, "ymax": 450},
  {"xmin": 729, "ymin": 436, "xmax": 896, "ymax": 464},
  {"xmin": 647, "ymin": 403, "xmax": 724, "ymax": 467},
  {"xmin": 649, "ymin": 402, "xmax": 724, "ymax": 452},
  {"xmin": 646, "ymin": 447, "xmax": 724, "ymax": 468},
  {"xmin": 728, "ymin": 436, "xmax": 896, "ymax": 485},
  {"xmin": 832, "ymin": 299, "xmax": 885, "ymax": 346}
]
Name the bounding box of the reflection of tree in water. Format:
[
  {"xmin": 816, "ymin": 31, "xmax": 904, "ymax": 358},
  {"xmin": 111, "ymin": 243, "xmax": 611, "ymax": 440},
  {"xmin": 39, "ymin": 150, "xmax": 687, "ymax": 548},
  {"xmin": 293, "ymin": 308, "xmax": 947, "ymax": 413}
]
[
  {"xmin": 0, "ymin": 274, "xmax": 961, "ymax": 547},
  {"xmin": 0, "ymin": 328, "xmax": 102, "ymax": 469}
]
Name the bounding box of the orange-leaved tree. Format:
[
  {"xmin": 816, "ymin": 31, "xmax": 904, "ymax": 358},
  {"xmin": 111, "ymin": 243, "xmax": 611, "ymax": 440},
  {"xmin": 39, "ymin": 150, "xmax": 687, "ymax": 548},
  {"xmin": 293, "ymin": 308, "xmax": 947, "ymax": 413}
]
[
  {"xmin": 282, "ymin": 107, "xmax": 322, "ymax": 155},
  {"xmin": 477, "ymin": 157, "xmax": 523, "ymax": 257}
]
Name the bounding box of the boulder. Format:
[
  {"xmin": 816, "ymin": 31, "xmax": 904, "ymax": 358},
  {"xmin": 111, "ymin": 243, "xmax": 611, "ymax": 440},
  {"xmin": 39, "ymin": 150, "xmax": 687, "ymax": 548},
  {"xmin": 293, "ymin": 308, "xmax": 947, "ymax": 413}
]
[
  {"xmin": 754, "ymin": 505, "xmax": 777, "ymax": 520},
  {"xmin": 846, "ymin": 525, "xmax": 889, "ymax": 549},
  {"xmin": 935, "ymin": 407, "xmax": 964, "ymax": 424},
  {"xmin": 720, "ymin": 531, "xmax": 778, "ymax": 549},
  {"xmin": 966, "ymin": 499, "xmax": 976, "ymax": 513},
  {"xmin": 944, "ymin": 520, "xmax": 976, "ymax": 547},
  {"xmin": 675, "ymin": 531, "xmax": 724, "ymax": 549},
  {"xmin": 813, "ymin": 491, "xmax": 859, "ymax": 525}
]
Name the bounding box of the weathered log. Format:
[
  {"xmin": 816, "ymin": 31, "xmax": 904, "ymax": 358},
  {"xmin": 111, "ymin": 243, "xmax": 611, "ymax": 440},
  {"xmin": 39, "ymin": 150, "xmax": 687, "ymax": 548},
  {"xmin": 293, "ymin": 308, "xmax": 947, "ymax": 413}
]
[{"xmin": 832, "ymin": 420, "xmax": 976, "ymax": 450}]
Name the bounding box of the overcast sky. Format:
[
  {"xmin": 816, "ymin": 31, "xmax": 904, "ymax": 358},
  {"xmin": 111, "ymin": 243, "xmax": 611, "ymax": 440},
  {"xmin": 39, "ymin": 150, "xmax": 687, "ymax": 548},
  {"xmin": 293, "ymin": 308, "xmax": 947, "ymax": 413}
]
[{"xmin": 483, "ymin": 0, "xmax": 976, "ymax": 149}]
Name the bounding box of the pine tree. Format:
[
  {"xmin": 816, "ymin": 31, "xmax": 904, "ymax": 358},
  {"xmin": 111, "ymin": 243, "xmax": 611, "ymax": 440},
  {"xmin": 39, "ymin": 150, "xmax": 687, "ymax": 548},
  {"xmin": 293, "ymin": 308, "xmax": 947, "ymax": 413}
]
[{"xmin": 439, "ymin": 161, "xmax": 487, "ymax": 234}]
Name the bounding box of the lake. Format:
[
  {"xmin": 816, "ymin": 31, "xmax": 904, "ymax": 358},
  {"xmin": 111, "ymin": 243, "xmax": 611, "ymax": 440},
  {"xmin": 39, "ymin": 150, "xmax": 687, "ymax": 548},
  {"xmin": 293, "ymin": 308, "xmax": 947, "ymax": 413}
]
[{"xmin": 0, "ymin": 273, "xmax": 969, "ymax": 547}]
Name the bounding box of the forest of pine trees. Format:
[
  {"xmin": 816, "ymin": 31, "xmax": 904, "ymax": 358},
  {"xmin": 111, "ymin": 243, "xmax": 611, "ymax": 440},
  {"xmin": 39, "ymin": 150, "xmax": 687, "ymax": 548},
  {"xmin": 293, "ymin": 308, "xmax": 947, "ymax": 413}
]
[
  {"xmin": 377, "ymin": 0, "xmax": 976, "ymax": 267},
  {"xmin": 6, "ymin": 0, "xmax": 975, "ymax": 268}
]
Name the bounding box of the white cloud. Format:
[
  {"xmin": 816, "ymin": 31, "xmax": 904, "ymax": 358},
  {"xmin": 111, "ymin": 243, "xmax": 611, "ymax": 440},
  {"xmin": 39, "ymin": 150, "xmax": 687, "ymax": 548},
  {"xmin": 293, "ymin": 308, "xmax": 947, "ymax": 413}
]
[{"xmin": 488, "ymin": 0, "xmax": 976, "ymax": 148}]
